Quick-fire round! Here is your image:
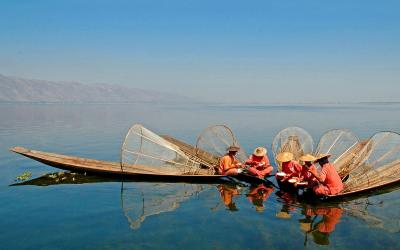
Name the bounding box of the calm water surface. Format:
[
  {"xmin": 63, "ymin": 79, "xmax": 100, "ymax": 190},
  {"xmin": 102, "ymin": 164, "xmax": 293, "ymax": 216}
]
[{"xmin": 1, "ymin": 103, "xmax": 400, "ymax": 249}]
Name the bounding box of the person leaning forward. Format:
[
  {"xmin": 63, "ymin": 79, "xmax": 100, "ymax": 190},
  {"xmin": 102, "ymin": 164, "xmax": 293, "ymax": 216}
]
[
  {"xmin": 308, "ymin": 154, "xmax": 344, "ymax": 195},
  {"xmin": 218, "ymin": 145, "xmax": 243, "ymax": 176},
  {"xmin": 275, "ymin": 152, "xmax": 302, "ymax": 182}
]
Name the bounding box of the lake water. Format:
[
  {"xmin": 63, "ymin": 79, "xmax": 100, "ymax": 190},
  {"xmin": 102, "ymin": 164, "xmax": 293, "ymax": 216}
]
[{"xmin": 1, "ymin": 103, "xmax": 400, "ymax": 249}]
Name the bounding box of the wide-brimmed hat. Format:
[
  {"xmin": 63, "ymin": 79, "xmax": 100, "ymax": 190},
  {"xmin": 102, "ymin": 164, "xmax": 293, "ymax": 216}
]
[
  {"xmin": 314, "ymin": 153, "xmax": 332, "ymax": 162},
  {"xmin": 299, "ymin": 154, "xmax": 317, "ymax": 162},
  {"xmin": 276, "ymin": 152, "xmax": 294, "ymax": 163},
  {"xmin": 276, "ymin": 211, "xmax": 291, "ymax": 219},
  {"xmin": 253, "ymin": 147, "xmax": 267, "ymax": 157},
  {"xmin": 227, "ymin": 145, "xmax": 240, "ymax": 152}
]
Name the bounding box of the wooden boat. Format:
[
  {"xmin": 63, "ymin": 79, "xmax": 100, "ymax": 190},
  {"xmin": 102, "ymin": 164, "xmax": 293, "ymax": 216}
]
[{"xmin": 9, "ymin": 146, "xmax": 224, "ymax": 180}]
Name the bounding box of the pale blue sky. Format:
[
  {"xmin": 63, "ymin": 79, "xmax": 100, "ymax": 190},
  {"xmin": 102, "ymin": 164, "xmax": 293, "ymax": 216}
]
[{"xmin": 1, "ymin": 0, "xmax": 399, "ymax": 103}]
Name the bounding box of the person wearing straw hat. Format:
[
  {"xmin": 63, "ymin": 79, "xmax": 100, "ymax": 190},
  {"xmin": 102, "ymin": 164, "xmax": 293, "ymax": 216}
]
[
  {"xmin": 308, "ymin": 154, "xmax": 344, "ymax": 195},
  {"xmin": 275, "ymin": 152, "xmax": 302, "ymax": 182},
  {"xmin": 299, "ymin": 154, "xmax": 318, "ymax": 186},
  {"xmin": 218, "ymin": 145, "xmax": 243, "ymax": 176},
  {"xmin": 245, "ymin": 147, "xmax": 273, "ymax": 178}
]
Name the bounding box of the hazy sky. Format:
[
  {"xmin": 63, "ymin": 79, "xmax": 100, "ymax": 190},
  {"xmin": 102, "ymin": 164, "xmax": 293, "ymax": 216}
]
[{"xmin": 1, "ymin": 0, "xmax": 399, "ymax": 103}]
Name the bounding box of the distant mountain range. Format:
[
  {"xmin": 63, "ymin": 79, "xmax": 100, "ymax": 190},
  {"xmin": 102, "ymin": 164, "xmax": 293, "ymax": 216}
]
[{"xmin": 0, "ymin": 74, "xmax": 193, "ymax": 103}]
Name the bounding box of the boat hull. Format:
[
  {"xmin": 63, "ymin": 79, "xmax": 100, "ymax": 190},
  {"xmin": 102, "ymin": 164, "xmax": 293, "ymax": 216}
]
[{"xmin": 10, "ymin": 147, "xmax": 224, "ymax": 181}]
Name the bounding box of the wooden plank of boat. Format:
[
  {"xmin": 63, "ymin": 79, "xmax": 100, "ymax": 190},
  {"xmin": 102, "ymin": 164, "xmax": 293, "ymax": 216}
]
[
  {"xmin": 9, "ymin": 146, "xmax": 224, "ymax": 179},
  {"xmin": 326, "ymin": 178, "xmax": 400, "ymax": 199}
]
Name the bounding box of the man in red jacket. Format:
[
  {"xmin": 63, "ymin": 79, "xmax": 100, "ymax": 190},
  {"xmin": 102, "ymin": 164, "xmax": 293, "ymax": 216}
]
[
  {"xmin": 245, "ymin": 147, "xmax": 273, "ymax": 178},
  {"xmin": 308, "ymin": 154, "xmax": 344, "ymax": 195}
]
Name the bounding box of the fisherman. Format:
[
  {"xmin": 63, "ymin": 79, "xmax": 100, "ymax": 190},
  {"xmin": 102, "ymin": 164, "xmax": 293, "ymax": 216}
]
[
  {"xmin": 245, "ymin": 147, "xmax": 273, "ymax": 178},
  {"xmin": 307, "ymin": 154, "xmax": 344, "ymax": 195},
  {"xmin": 298, "ymin": 154, "xmax": 318, "ymax": 186},
  {"xmin": 275, "ymin": 152, "xmax": 302, "ymax": 182},
  {"xmin": 218, "ymin": 145, "xmax": 243, "ymax": 176}
]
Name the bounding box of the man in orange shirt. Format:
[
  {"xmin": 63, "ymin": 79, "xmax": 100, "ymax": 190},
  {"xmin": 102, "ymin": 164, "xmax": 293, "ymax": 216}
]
[
  {"xmin": 218, "ymin": 145, "xmax": 243, "ymax": 176},
  {"xmin": 308, "ymin": 154, "xmax": 344, "ymax": 195},
  {"xmin": 245, "ymin": 147, "xmax": 273, "ymax": 178}
]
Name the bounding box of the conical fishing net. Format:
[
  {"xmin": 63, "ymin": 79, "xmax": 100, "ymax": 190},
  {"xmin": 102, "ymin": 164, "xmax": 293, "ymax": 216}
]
[
  {"xmin": 121, "ymin": 182, "xmax": 207, "ymax": 230},
  {"xmin": 315, "ymin": 129, "xmax": 361, "ymax": 176},
  {"xmin": 344, "ymin": 132, "xmax": 400, "ymax": 192},
  {"xmin": 121, "ymin": 124, "xmax": 201, "ymax": 175},
  {"xmin": 195, "ymin": 125, "xmax": 247, "ymax": 164},
  {"xmin": 272, "ymin": 127, "xmax": 314, "ymax": 168}
]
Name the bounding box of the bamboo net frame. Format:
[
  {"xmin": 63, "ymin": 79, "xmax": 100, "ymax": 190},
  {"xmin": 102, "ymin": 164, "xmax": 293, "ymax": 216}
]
[
  {"xmin": 343, "ymin": 131, "xmax": 400, "ymax": 192},
  {"xmin": 272, "ymin": 127, "xmax": 314, "ymax": 170},
  {"xmin": 121, "ymin": 124, "xmax": 201, "ymax": 175},
  {"xmin": 195, "ymin": 125, "xmax": 248, "ymax": 164}
]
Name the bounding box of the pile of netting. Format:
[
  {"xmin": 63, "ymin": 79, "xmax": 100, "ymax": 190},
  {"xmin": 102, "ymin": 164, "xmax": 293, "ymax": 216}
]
[{"xmin": 272, "ymin": 127, "xmax": 400, "ymax": 194}]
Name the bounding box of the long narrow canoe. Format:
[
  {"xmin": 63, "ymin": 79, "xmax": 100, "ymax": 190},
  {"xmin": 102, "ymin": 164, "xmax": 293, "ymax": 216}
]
[{"xmin": 10, "ymin": 147, "xmax": 224, "ymax": 180}]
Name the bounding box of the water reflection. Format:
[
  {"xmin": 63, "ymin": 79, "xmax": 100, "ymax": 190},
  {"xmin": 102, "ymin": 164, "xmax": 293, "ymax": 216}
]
[
  {"xmin": 246, "ymin": 184, "xmax": 274, "ymax": 212},
  {"xmin": 10, "ymin": 170, "xmax": 400, "ymax": 245},
  {"xmin": 300, "ymin": 206, "xmax": 343, "ymax": 246},
  {"xmin": 217, "ymin": 184, "xmax": 240, "ymax": 211}
]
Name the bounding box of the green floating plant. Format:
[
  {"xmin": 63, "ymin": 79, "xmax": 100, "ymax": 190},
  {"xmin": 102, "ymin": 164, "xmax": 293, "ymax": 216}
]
[{"xmin": 15, "ymin": 171, "xmax": 32, "ymax": 181}]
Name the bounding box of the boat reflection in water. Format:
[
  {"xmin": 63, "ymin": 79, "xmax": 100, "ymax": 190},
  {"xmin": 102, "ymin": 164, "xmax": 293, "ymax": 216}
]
[{"xmin": 11, "ymin": 171, "xmax": 400, "ymax": 240}]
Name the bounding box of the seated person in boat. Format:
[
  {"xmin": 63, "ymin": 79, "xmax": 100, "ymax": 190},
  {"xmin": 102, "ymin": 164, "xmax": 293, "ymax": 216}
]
[
  {"xmin": 275, "ymin": 152, "xmax": 302, "ymax": 182},
  {"xmin": 245, "ymin": 147, "xmax": 273, "ymax": 178},
  {"xmin": 308, "ymin": 154, "xmax": 344, "ymax": 195},
  {"xmin": 298, "ymin": 154, "xmax": 318, "ymax": 186},
  {"xmin": 218, "ymin": 145, "xmax": 243, "ymax": 176}
]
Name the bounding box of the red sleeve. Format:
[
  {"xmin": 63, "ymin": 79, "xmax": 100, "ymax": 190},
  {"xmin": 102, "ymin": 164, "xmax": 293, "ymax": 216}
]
[
  {"xmin": 245, "ymin": 155, "xmax": 254, "ymax": 165},
  {"xmin": 263, "ymin": 156, "xmax": 271, "ymax": 166},
  {"xmin": 320, "ymin": 165, "xmax": 328, "ymax": 182}
]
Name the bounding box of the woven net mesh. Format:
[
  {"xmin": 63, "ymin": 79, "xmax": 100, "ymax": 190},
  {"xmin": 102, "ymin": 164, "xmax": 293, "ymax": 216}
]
[
  {"xmin": 315, "ymin": 129, "xmax": 360, "ymax": 175},
  {"xmin": 195, "ymin": 125, "xmax": 247, "ymax": 164},
  {"xmin": 121, "ymin": 124, "xmax": 201, "ymax": 175},
  {"xmin": 272, "ymin": 127, "xmax": 314, "ymax": 168},
  {"xmin": 121, "ymin": 182, "xmax": 207, "ymax": 230},
  {"xmin": 343, "ymin": 132, "xmax": 400, "ymax": 192}
]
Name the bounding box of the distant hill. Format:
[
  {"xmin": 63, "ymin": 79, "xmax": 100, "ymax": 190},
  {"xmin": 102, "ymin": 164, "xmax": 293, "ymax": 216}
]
[{"xmin": 0, "ymin": 74, "xmax": 193, "ymax": 103}]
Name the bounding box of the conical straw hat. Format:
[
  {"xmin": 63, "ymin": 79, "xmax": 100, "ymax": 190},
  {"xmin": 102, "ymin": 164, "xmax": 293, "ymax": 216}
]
[
  {"xmin": 227, "ymin": 145, "xmax": 240, "ymax": 152},
  {"xmin": 314, "ymin": 153, "xmax": 332, "ymax": 162},
  {"xmin": 276, "ymin": 211, "xmax": 291, "ymax": 219},
  {"xmin": 276, "ymin": 152, "xmax": 294, "ymax": 163},
  {"xmin": 299, "ymin": 154, "xmax": 316, "ymax": 162},
  {"xmin": 253, "ymin": 147, "xmax": 267, "ymax": 157}
]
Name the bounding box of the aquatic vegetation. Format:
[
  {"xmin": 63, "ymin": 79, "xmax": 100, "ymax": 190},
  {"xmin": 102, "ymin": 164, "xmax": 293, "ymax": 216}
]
[{"xmin": 15, "ymin": 171, "xmax": 31, "ymax": 181}]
